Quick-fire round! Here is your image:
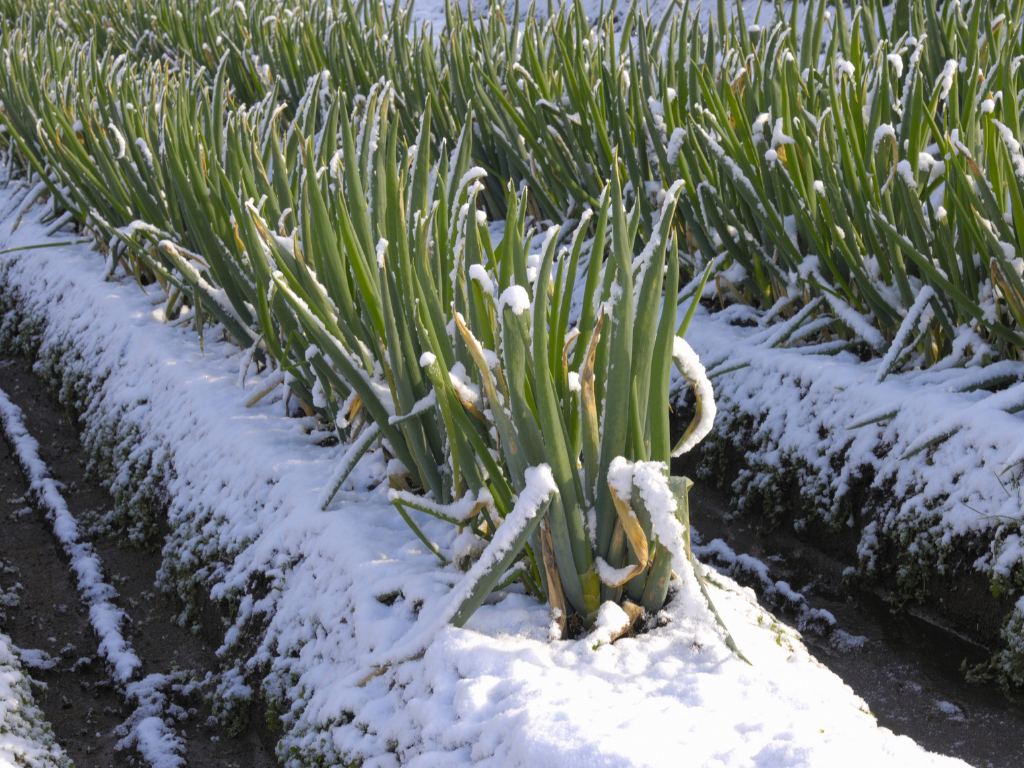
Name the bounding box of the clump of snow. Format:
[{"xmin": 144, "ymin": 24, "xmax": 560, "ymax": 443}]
[
  {"xmin": 15, "ymin": 647, "xmax": 58, "ymax": 671},
  {"xmin": 666, "ymin": 127, "xmax": 687, "ymax": 165},
  {"xmin": 935, "ymin": 59, "xmax": 958, "ymax": 100},
  {"xmin": 114, "ymin": 674, "xmax": 185, "ymax": 768},
  {"xmin": 448, "ymin": 360, "xmax": 482, "ymax": 408},
  {"xmin": 671, "ymin": 336, "xmax": 716, "ymax": 455},
  {"xmin": 606, "ymin": 455, "xmax": 634, "ymax": 502},
  {"xmin": 887, "ymin": 53, "xmax": 904, "ymax": 80},
  {"xmin": 771, "ymin": 118, "xmax": 795, "ymax": 149},
  {"xmin": 498, "ymin": 284, "xmax": 531, "ymax": 316},
  {"xmin": 0, "ymin": 633, "xmax": 68, "ymax": 767},
  {"xmin": 873, "ymin": 124, "xmax": 897, "ymax": 152},
  {"xmin": 108, "ymin": 122, "xmax": 127, "ymax": 159},
  {"xmin": 896, "ymin": 159, "xmax": 918, "ymax": 189},
  {"xmin": 468, "ymin": 263, "xmax": 494, "ymax": 295},
  {"xmin": 587, "ymin": 600, "xmax": 630, "ymax": 647},
  {"xmin": 831, "ymin": 630, "xmax": 869, "ymax": 653},
  {"xmin": 632, "ymin": 462, "xmax": 696, "ymax": 602},
  {"xmin": 593, "ymin": 556, "xmax": 638, "ymax": 587}
]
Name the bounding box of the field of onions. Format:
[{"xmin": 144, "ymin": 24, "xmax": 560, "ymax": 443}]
[
  {"xmin": 1, "ymin": 0, "xmax": 1024, "ymax": 762},
  {"xmin": 4, "ymin": 0, "xmax": 1023, "ymax": 629}
]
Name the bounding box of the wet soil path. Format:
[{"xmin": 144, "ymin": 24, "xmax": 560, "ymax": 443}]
[
  {"xmin": 679, "ymin": 455, "xmax": 1024, "ymax": 768},
  {"xmin": 0, "ymin": 356, "xmax": 276, "ymax": 767}
]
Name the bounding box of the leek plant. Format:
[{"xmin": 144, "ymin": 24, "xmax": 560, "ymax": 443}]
[
  {"xmin": 0, "ymin": 15, "xmax": 724, "ymax": 626},
  {"xmin": 8, "ymin": 0, "xmax": 1024, "ymax": 371},
  {"xmin": 233, "ymin": 81, "xmax": 722, "ymax": 629},
  {"xmin": 5, "ymin": 0, "xmax": 1024, "ymax": 628},
  {"xmin": 1, "ymin": 10, "xmax": 726, "ymax": 628},
  {"xmin": 663, "ymin": 0, "xmax": 1024, "ymax": 370},
  {"xmin": 0, "ymin": 31, "xmax": 273, "ymax": 360}
]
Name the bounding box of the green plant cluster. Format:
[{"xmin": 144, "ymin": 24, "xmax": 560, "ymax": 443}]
[
  {"xmin": 6, "ymin": 0, "xmax": 1024, "ymax": 364},
  {"xmin": 2, "ymin": 0, "xmax": 1024, "ymax": 632},
  {"xmin": 0, "ymin": 0, "xmax": 720, "ymax": 633}
]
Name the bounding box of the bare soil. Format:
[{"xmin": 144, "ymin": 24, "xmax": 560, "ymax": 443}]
[{"xmin": 0, "ymin": 356, "xmax": 277, "ymax": 768}]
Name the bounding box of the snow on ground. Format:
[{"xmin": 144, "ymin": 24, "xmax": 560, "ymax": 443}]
[
  {"xmin": 0, "ymin": 631, "xmax": 69, "ymax": 768},
  {"xmin": 0, "ymin": 387, "xmax": 186, "ymax": 767},
  {"xmin": 693, "ymin": 534, "xmax": 840, "ymax": 637},
  {"xmin": 677, "ymin": 294, "xmax": 1024, "ymax": 638},
  {"xmin": 0, "ymin": 188, "xmax": 973, "ymax": 766},
  {"xmin": 0, "ymin": 388, "xmax": 141, "ymax": 684}
]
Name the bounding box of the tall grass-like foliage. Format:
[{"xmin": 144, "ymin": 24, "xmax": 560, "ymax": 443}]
[
  {"xmin": 4, "ymin": 0, "xmax": 1024, "ymax": 630},
  {"xmin": 0, "ymin": 19, "xmax": 726, "ymax": 633},
  {"xmin": 229, "ymin": 81, "xmax": 724, "ymax": 630},
  {"xmin": 6, "ymin": 0, "xmax": 1024, "ymax": 372}
]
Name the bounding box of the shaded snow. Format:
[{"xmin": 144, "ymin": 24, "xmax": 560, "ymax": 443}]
[
  {"xmin": 0, "ymin": 388, "xmax": 141, "ymax": 684},
  {"xmin": 675, "ymin": 296, "xmax": 1024, "ymax": 631},
  {"xmin": 0, "ymin": 633, "xmax": 69, "ymax": 767}
]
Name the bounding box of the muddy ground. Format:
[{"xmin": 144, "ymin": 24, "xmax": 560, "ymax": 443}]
[{"xmin": 0, "ymin": 355, "xmax": 276, "ymax": 768}]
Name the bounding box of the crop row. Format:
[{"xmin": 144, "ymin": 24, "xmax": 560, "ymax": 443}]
[
  {"xmin": 7, "ymin": 0, "xmax": 1024, "ymax": 366},
  {"xmin": 0, "ymin": 0, "xmax": 733, "ymax": 637},
  {"xmin": 1, "ymin": 0, "xmax": 1023, "ymax": 632}
]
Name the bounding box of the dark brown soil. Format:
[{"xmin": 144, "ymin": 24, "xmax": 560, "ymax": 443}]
[
  {"xmin": 678, "ymin": 450, "xmax": 1024, "ymax": 768},
  {"xmin": 0, "ymin": 356, "xmax": 277, "ymax": 768}
]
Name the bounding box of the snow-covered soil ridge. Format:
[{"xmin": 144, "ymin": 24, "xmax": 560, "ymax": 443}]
[
  {"xmin": 681, "ymin": 301, "xmax": 1024, "ymax": 680},
  {"xmin": 0, "ymin": 187, "xmax": 972, "ymax": 765},
  {"xmin": 0, "ymin": 630, "xmax": 69, "ymax": 768}
]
